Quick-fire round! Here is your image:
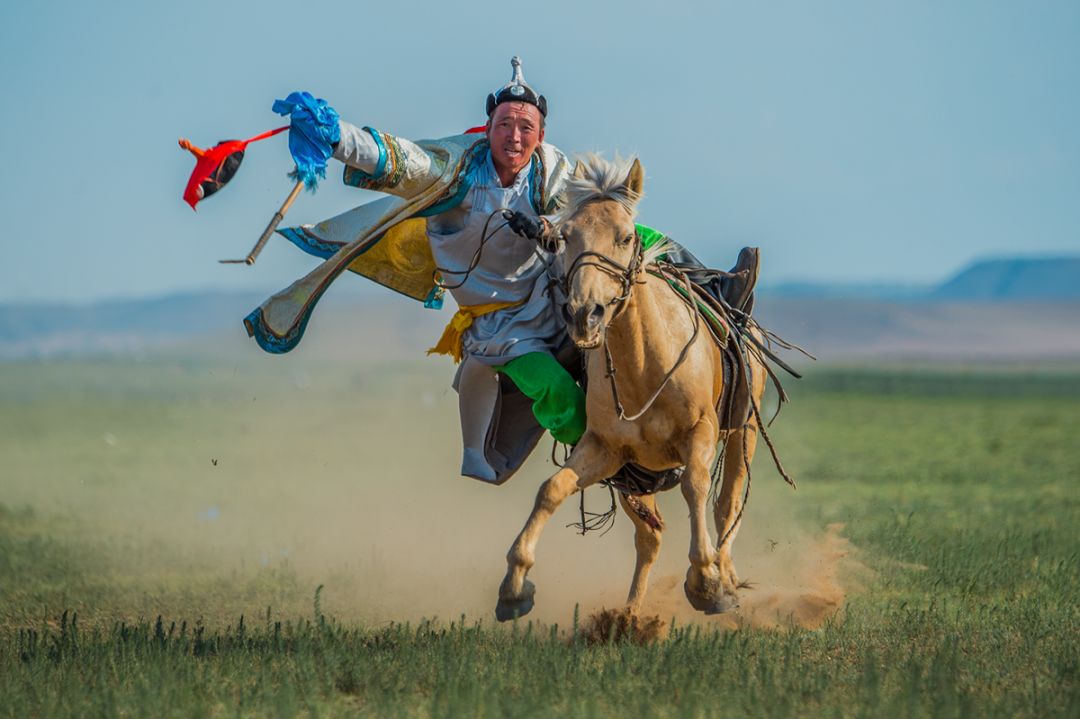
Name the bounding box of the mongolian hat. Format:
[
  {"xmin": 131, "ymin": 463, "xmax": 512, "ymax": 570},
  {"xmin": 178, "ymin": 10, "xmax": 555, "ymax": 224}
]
[{"xmin": 486, "ymin": 56, "xmax": 547, "ymax": 118}]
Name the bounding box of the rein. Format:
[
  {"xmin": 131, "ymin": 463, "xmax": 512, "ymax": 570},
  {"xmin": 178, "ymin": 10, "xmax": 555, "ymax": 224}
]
[
  {"xmin": 432, "ymin": 209, "xmax": 513, "ymax": 291},
  {"xmin": 556, "ymin": 230, "xmax": 810, "ymax": 538},
  {"xmin": 560, "ymin": 234, "xmax": 703, "ymax": 423},
  {"xmin": 602, "ymin": 263, "xmax": 703, "ymax": 421}
]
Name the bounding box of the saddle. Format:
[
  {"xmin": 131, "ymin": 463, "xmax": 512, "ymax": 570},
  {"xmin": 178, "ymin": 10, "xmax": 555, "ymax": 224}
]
[
  {"xmin": 603, "ymin": 246, "xmax": 761, "ymax": 496},
  {"xmin": 489, "ymin": 245, "xmax": 769, "ymax": 499}
]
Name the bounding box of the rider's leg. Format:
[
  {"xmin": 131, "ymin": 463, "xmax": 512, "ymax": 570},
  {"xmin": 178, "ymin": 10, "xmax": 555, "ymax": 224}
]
[
  {"xmin": 639, "ymin": 227, "xmax": 760, "ymax": 315},
  {"xmin": 457, "ymin": 356, "xmax": 500, "ymax": 482},
  {"xmin": 502, "ymin": 351, "xmax": 686, "ymax": 495},
  {"xmin": 721, "ymin": 247, "xmax": 760, "ymax": 315},
  {"xmin": 497, "ymin": 351, "xmax": 586, "ymax": 445}
]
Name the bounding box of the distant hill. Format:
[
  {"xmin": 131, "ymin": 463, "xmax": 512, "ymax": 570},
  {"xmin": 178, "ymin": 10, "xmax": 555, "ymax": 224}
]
[
  {"xmin": 932, "ymin": 257, "xmax": 1080, "ymax": 301},
  {"xmin": 2, "ymin": 255, "xmax": 1079, "ymax": 362},
  {"xmin": 0, "ymin": 288, "xmax": 446, "ymax": 361},
  {"xmin": 753, "ymin": 297, "xmax": 1080, "ymax": 362},
  {"xmin": 765, "ymin": 281, "xmax": 931, "ymax": 301},
  {"xmin": 767, "ymin": 256, "xmax": 1080, "ymax": 302},
  {"xmin": 0, "ymin": 292, "xmax": 266, "ymax": 359}
]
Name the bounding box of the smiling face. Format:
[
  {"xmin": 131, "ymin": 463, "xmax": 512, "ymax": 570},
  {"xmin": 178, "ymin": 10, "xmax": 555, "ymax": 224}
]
[{"xmin": 487, "ymin": 102, "xmax": 545, "ymax": 186}]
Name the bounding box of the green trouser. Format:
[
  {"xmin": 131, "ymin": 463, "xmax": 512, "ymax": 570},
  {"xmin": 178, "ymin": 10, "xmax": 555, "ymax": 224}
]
[
  {"xmin": 493, "ymin": 228, "xmax": 667, "ymax": 448},
  {"xmin": 497, "ymin": 351, "xmax": 587, "ymax": 445}
]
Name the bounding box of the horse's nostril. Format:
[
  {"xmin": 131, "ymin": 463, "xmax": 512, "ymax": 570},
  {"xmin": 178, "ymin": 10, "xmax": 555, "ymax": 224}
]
[
  {"xmin": 568, "ymin": 303, "xmax": 606, "ymax": 339},
  {"xmin": 588, "ymin": 304, "xmax": 605, "ymax": 327}
]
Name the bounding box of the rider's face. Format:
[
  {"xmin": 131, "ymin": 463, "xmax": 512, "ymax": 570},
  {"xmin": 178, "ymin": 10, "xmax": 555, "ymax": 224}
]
[{"xmin": 487, "ymin": 102, "xmax": 545, "ymax": 184}]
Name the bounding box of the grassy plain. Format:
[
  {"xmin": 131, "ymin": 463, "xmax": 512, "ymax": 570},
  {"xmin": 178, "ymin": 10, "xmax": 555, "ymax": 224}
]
[{"xmin": 0, "ymin": 355, "xmax": 1077, "ymax": 717}]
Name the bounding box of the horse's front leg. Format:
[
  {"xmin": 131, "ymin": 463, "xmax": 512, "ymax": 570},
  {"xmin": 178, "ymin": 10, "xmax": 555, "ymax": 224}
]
[
  {"xmin": 680, "ymin": 420, "xmax": 734, "ymax": 614},
  {"xmin": 496, "ymin": 432, "xmax": 620, "ymax": 622}
]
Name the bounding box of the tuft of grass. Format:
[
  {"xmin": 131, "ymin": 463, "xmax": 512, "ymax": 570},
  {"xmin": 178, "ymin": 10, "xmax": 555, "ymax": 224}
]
[{"xmin": 582, "ymin": 607, "xmax": 666, "ymax": 645}]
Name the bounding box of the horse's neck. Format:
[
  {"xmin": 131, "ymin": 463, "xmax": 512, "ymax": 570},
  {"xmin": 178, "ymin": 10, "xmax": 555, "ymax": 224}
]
[{"xmin": 604, "ymin": 274, "xmax": 681, "ymax": 378}]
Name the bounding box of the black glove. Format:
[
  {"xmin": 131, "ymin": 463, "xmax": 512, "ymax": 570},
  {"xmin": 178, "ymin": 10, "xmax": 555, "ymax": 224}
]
[{"xmin": 502, "ymin": 210, "xmax": 546, "ymax": 241}]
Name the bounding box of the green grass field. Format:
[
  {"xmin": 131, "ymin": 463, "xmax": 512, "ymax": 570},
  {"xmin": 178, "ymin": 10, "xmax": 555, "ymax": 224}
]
[{"xmin": 0, "ymin": 357, "xmax": 1077, "ymax": 717}]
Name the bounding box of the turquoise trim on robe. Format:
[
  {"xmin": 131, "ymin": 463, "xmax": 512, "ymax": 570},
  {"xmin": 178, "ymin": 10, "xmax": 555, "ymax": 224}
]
[
  {"xmin": 423, "ymin": 285, "xmax": 445, "ymax": 309},
  {"xmin": 278, "ymin": 226, "xmax": 338, "ymax": 259},
  {"xmin": 416, "ymin": 178, "xmax": 472, "ymax": 218},
  {"xmin": 341, "ymin": 127, "xmax": 388, "ymax": 187}
]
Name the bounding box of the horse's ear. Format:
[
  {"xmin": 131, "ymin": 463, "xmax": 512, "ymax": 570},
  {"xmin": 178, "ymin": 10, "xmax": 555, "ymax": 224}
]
[
  {"xmin": 623, "ymin": 158, "xmax": 644, "ymax": 199},
  {"xmin": 572, "ymin": 161, "xmax": 586, "ymax": 180}
]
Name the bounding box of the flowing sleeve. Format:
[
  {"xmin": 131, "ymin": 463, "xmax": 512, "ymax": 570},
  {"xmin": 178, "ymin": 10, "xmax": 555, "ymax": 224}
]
[
  {"xmin": 333, "ymin": 120, "xmax": 382, "ymax": 173},
  {"xmin": 335, "ymin": 122, "xmax": 442, "ymax": 198}
]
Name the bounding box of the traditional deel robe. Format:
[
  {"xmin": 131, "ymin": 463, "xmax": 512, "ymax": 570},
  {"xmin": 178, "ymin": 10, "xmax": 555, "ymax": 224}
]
[
  {"xmin": 245, "ymin": 128, "xmax": 574, "ymax": 484},
  {"xmin": 427, "ymin": 150, "xmax": 565, "ymax": 363}
]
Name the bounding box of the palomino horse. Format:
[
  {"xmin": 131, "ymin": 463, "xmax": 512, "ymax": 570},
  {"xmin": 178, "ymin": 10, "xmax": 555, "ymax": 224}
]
[{"xmin": 496, "ymin": 155, "xmax": 768, "ymax": 621}]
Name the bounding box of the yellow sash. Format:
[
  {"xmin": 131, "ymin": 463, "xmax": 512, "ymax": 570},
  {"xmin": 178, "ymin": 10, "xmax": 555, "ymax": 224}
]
[{"xmin": 427, "ymin": 300, "xmax": 525, "ymax": 363}]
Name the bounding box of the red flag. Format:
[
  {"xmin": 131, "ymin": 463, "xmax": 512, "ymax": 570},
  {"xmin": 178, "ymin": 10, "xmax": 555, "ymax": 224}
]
[{"xmin": 178, "ymin": 126, "xmax": 288, "ymax": 210}]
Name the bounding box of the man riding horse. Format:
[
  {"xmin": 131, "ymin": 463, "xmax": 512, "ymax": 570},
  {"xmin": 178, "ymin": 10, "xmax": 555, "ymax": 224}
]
[{"xmin": 245, "ymin": 57, "xmax": 759, "ymax": 488}]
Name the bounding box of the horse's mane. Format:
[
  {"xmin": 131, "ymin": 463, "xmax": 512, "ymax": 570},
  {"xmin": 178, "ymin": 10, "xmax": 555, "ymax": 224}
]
[
  {"xmin": 560, "ymin": 153, "xmax": 670, "ymax": 263},
  {"xmin": 560, "ymin": 153, "xmax": 642, "ymax": 220},
  {"xmin": 642, "ymin": 238, "xmax": 673, "ymax": 266}
]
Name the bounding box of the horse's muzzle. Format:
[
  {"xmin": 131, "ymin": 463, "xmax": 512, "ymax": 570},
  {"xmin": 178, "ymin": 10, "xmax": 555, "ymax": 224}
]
[{"xmin": 567, "ymin": 302, "xmax": 605, "ymax": 348}]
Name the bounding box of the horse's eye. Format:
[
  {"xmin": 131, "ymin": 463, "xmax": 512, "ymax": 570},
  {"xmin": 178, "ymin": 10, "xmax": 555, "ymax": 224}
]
[{"xmin": 619, "ymin": 233, "xmax": 634, "ymax": 246}]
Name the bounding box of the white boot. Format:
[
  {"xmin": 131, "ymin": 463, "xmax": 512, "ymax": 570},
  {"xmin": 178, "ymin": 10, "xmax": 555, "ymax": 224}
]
[{"xmin": 457, "ymin": 357, "xmax": 500, "ymax": 483}]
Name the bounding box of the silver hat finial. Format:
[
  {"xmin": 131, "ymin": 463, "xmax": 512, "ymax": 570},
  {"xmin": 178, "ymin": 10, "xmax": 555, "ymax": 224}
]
[
  {"xmin": 508, "ymin": 57, "xmax": 526, "ymax": 96},
  {"xmin": 487, "ymin": 55, "xmax": 547, "ymax": 116}
]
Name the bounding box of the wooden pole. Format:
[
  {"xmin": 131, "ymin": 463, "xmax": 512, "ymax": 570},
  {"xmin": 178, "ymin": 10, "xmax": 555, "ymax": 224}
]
[{"xmin": 220, "ymin": 178, "xmax": 305, "ymax": 265}]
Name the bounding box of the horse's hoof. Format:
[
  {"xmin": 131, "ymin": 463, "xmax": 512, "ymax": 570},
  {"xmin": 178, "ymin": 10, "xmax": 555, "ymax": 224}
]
[
  {"xmin": 495, "ymin": 596, "xmax": 534, "ymax": 622},
  {"xmin": 684, "ymin": 580, "xmax": 738, "ymax": 615},
  {"xmin": 495, "ymin": 580, "xmax": 535, "ymax": 622}
]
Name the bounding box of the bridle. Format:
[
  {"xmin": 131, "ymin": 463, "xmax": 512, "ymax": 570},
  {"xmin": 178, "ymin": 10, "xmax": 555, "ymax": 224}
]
[
  {"xmin": 433, "ymin": 202, "xmax": 703, "ymax": 424},
  {"xmin": 558, "ymin": 229, "xmax": 644, "ymax": 321},
  {"xmin": 557, "ymin": 217, "xmax": 702, "ymax": 423}
]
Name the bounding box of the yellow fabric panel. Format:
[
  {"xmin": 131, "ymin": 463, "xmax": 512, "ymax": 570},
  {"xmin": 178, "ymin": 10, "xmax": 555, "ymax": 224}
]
[
  {"xmin": 427, "ymin": 300, "xmax": 525, "ymax": 363},
  {"xmin": 344, "ymin": 218, "xmax": 438, "ymax": 303}
]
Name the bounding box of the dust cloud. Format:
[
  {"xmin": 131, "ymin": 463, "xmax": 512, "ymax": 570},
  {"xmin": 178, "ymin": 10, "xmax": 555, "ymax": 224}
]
[{"xmin": 6, "ymin": 336, "xmax": 862, "ymax": 632}]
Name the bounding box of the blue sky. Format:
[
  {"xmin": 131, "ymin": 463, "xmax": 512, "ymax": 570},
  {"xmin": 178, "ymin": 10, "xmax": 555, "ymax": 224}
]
[{"xmin": 1, "ymin": 0, "xmax": 1077, "ymax": 303}]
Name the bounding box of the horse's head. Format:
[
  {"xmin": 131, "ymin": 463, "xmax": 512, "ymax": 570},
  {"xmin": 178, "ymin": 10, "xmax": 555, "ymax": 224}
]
[{"xmin": 557, "ymin": 155, "xmax": 645, "ymax": 349}]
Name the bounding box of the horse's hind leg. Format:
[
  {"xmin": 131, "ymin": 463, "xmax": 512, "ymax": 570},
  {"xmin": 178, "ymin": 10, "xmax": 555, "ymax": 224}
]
[
  {"xmin": 680, "ymin": 420, "xmax": 732, "ymax": 614},
  {"xmin": 713, "ymin": 352, "xmax": 767, "ymax": 604},
  {"xmin": 496, "ymin": 432, "xmax": 620, "ymax": 622},
  {"xmin": 712, "ymin": 425, "xmax": 759, "ymax": 604},
  {"xmin": 618, "ymin": 493, "xmax": 663, "ymax": 614}
]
